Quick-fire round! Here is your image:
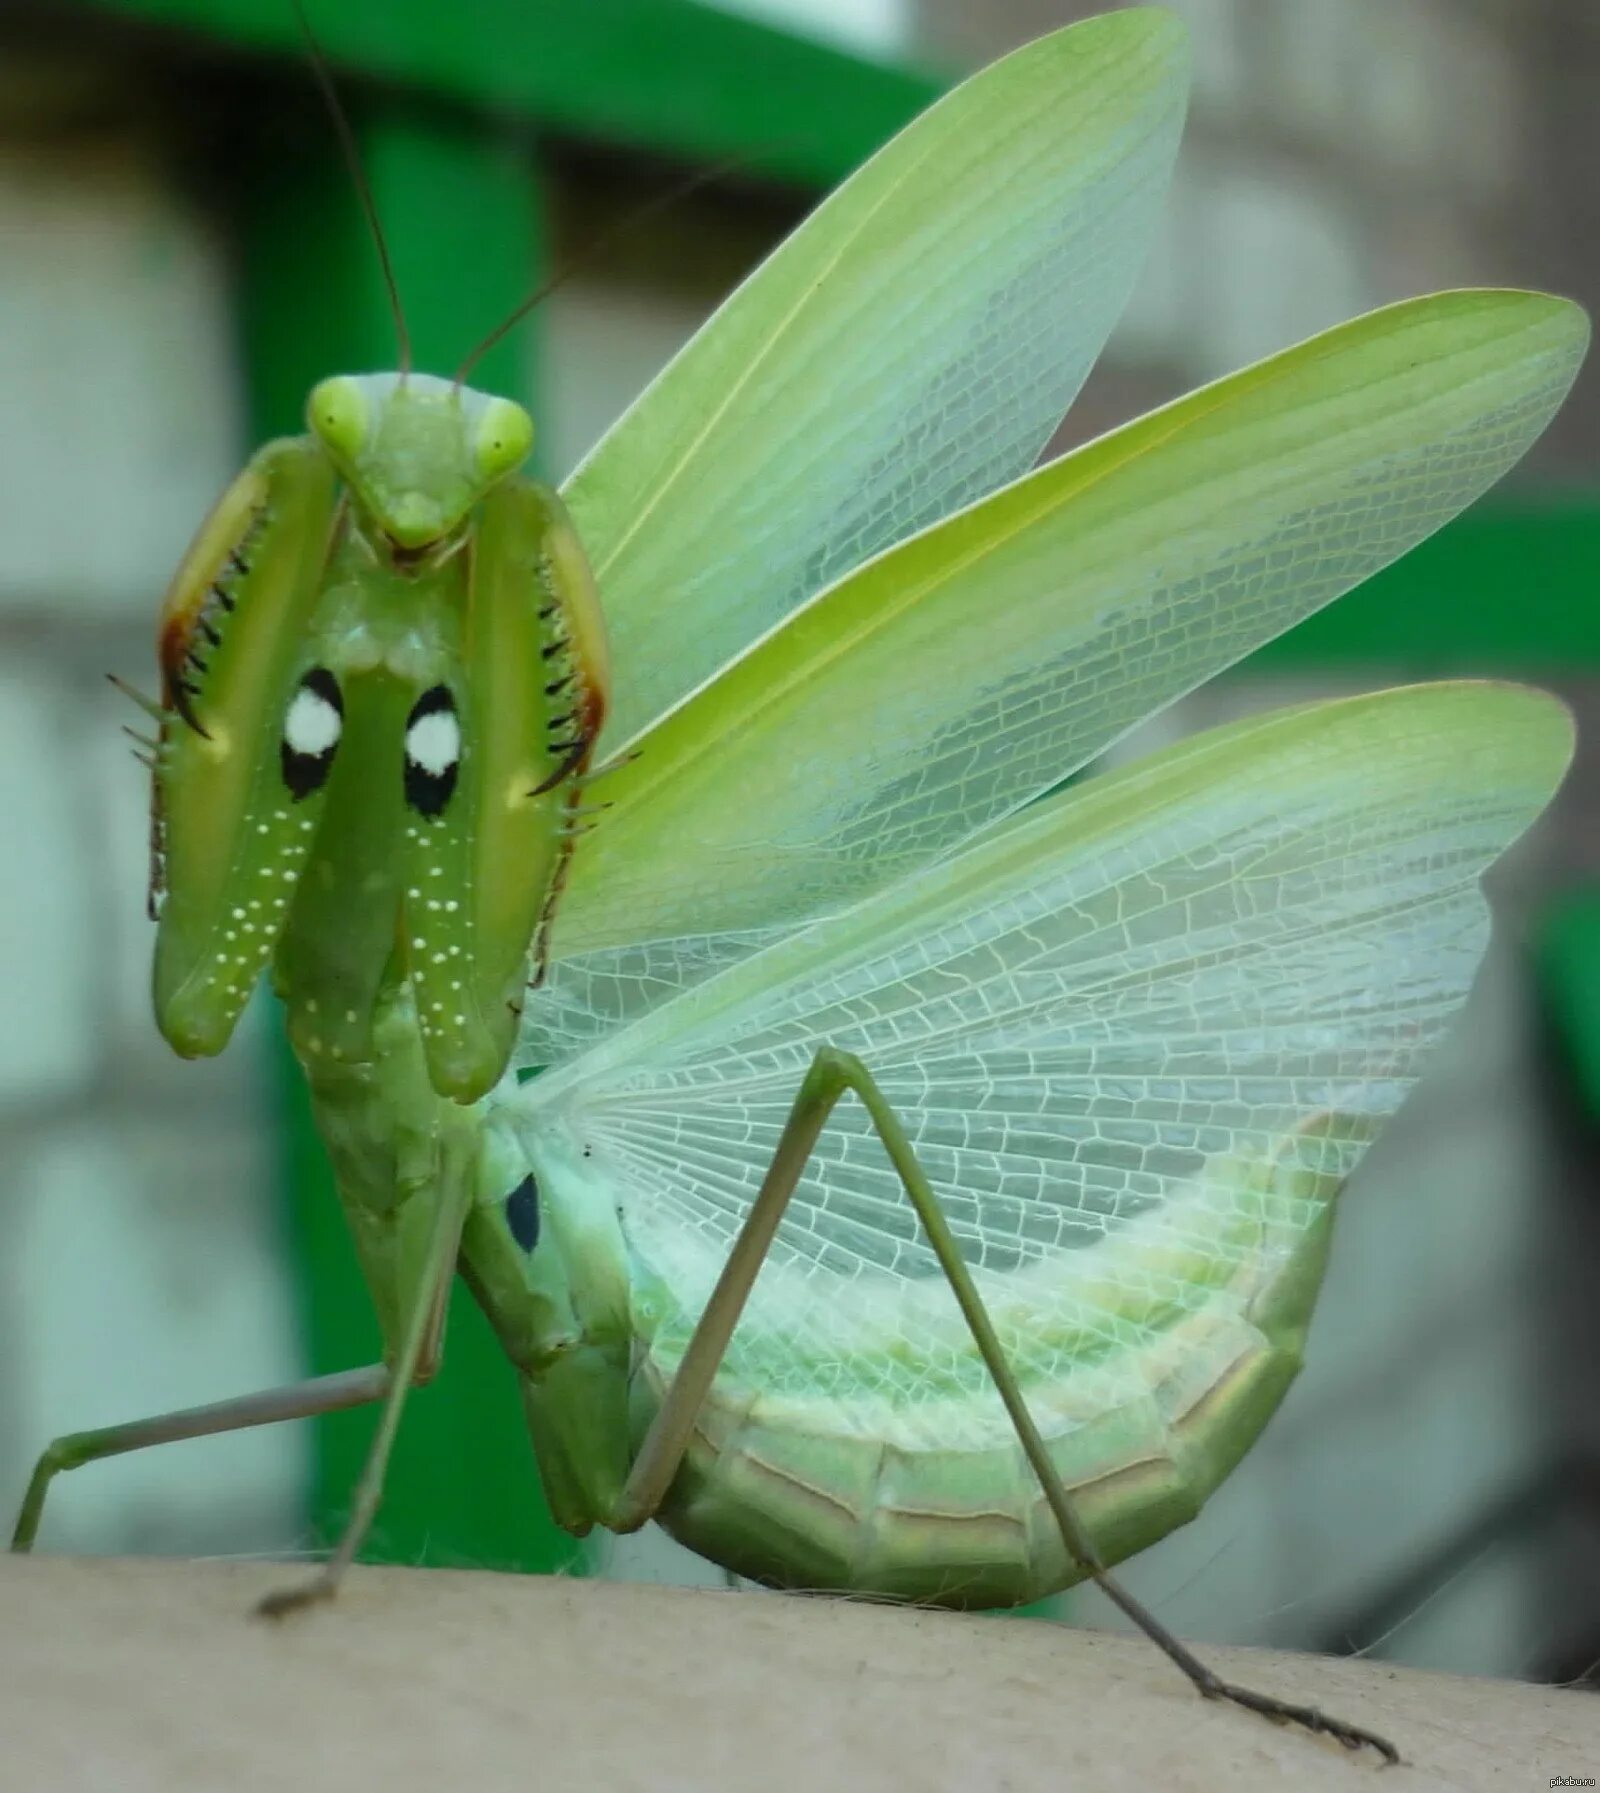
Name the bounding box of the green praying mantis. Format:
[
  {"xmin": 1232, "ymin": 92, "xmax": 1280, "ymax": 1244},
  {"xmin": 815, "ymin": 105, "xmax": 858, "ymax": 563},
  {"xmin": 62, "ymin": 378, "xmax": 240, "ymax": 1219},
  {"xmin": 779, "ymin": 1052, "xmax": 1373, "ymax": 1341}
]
[{"xmin": 11, "ymin": 5, "xmax": 1590, "ymax": 1765}]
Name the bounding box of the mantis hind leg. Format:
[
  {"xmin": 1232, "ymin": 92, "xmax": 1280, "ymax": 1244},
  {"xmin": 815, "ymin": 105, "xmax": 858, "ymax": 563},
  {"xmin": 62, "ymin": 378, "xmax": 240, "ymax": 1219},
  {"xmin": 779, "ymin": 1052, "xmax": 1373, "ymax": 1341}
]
[{"xmin": 611, "ymin": 1046, "xmax": 1401, "ymax": 1767}]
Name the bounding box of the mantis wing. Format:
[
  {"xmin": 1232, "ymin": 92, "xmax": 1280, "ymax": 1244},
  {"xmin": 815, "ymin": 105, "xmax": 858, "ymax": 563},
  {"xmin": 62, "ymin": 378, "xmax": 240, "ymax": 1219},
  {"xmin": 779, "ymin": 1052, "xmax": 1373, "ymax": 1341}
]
[
  {"xmin": 510, "ymin": 683, "xmax": 1569, "ymax": 1485},
  {"xmin": 565, "ymin": 9, "xmax": 1188, "ymax": 749},
  {"xmin": 545, "ymin": 291, "xmax": 1585, "ymax": 981}
]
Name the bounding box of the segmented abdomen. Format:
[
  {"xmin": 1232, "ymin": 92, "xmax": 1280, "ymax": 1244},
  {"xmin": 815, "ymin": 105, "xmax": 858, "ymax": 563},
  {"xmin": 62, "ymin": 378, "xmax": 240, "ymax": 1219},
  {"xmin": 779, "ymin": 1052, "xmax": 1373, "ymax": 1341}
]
[{"xmin": 640, "ymin": 1166, "xmax": 1338, "ymax": 1609}]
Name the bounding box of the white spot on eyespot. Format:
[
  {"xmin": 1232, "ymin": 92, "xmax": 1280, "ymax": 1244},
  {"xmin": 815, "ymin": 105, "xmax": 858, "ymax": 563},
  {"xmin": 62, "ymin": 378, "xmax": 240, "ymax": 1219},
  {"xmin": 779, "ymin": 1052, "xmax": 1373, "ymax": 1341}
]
[
  {"xmin": 404, "ymin": 708, "xmax": 460, "ymax": 777},
  {"xmin": 284, "ymin": 682, "xmax": 342, "ymax": 757},
  {"xmin": 432, "ymin": 952, "xmax": 446, "ymax": 964},
  {"xmin": 444, "ymin": 900, "xmax": 459, "ymax": 913}
]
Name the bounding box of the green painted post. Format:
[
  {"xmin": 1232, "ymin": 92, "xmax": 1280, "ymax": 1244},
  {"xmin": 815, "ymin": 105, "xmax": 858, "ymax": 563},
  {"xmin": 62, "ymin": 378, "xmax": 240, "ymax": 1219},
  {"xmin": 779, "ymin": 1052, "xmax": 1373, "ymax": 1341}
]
[
  {"xmin": 1247, "ymin": 502, "xmax": 1600, "ymax": 673},
  {"xmin": 1539, "ymin": 896, "xmax": 1600, "ymax": 1117},
  {"xmin": 86, "ymin": 0, "xmax": 940, "ymax": 188},
  {"xmin": 240, "ymin": 93, "xmax": 583, "ymax": 1575}
]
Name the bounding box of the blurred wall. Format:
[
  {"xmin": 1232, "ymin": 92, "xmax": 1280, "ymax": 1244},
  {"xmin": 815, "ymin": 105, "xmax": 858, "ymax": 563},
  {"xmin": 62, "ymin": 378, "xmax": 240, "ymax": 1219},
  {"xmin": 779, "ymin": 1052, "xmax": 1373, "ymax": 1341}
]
[
  {"xmin": 920, "ymin": 0, "xmax": 1598, "ymax": 477},
  {"xmin": 0, "ymin": 60, "xmax": 306, "ymax": 1555}
]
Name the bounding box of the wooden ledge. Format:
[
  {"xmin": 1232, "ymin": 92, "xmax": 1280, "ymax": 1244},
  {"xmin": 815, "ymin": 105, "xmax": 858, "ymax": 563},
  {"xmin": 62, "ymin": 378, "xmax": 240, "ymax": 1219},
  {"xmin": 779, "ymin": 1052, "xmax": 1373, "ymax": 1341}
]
[{"xmin": 1, "ymin": 1554, "xmax": 1591, "ymax": 1790}]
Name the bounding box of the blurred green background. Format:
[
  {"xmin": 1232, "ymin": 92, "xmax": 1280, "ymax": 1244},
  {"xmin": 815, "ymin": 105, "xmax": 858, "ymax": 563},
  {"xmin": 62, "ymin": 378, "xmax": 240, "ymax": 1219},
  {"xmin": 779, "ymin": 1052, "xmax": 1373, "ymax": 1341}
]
[{"xmin": 3, "ymin": 0, "xmax": 1599, "ymax": 1682}]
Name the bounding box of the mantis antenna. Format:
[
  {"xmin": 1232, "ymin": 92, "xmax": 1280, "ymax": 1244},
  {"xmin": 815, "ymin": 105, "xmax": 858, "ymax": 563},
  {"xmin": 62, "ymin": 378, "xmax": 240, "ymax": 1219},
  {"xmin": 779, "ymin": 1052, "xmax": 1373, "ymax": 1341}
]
[
  {"xmin": 294, "ymin": 0, "xmax": 795, "ymax": 392},
  {"xmin": 455, "ymin": 151, "xmax": 794, "ymax": 387},
  {"xmin": 288, "ymin": 0, "xmax": 411, "ymax": 375}
]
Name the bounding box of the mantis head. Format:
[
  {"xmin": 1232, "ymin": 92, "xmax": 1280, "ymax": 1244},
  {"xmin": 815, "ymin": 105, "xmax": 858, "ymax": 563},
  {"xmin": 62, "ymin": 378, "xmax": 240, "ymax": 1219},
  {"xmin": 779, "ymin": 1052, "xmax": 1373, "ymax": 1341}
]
[{"xmin": 307, "ymin": 370, "xmax": 535, "ymax": 553}]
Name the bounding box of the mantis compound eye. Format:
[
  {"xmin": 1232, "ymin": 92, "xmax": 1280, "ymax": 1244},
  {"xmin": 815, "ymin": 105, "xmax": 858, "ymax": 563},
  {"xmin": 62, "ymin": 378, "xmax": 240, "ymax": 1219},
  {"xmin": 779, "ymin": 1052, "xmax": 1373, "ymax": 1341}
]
[
  {"xmin": 306, "ymin": 376, "xmax": 369, "ymax": 462},
  {"xmin": 474, "ymin": 396, "xmax": 534, "ymax": 481}
]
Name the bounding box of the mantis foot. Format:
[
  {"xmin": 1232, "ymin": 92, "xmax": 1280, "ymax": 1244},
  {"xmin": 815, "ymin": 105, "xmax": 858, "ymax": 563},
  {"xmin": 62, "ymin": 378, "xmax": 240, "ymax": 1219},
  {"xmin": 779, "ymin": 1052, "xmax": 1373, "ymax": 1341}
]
[
  {"xmin": 1199, "ymin": 1672, "xmax": 1401, "ymax": 1765},
  {"xmin": 256, "ymin": 1571, "xmax": 341, "ymax": 1621}
]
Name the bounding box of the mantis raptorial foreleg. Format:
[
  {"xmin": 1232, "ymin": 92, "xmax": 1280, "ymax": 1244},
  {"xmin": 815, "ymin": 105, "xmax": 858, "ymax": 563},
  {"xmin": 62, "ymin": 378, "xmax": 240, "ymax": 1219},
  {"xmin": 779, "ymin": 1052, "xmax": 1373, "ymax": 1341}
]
[{"xmin": 611, "ymin": 1047, "xmax": 1401, "ymax": 1766}]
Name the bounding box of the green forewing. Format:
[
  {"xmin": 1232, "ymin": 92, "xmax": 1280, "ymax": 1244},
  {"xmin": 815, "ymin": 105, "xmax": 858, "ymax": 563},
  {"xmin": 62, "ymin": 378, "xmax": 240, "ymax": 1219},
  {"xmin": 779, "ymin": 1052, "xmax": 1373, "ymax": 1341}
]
[
  {"xmin": 154, "ymin": 438, "xmax": 338, "ymax": 1057},
  {"xmin": 565, "ymin": 7, "xmax": 1188, "ymax": 749},
  {"xmin": 552, "ymin": 291, "xmax": 1587, "ymax": 960}
]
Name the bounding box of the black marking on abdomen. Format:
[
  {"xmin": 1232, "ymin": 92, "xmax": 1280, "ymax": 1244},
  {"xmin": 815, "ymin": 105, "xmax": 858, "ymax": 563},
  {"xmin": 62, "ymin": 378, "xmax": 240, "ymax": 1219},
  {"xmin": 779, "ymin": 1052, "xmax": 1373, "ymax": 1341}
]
[
  {"xmin": 505, "ymin": 1172, "xmax": 540, "ymax": 1253},
  {"xmin": 280, "ymin": 667, "xmax": 343, "ymax": 800},
  {"xmin": 403, "ymin": 684, "xmax": 461, "ymax": 817}
]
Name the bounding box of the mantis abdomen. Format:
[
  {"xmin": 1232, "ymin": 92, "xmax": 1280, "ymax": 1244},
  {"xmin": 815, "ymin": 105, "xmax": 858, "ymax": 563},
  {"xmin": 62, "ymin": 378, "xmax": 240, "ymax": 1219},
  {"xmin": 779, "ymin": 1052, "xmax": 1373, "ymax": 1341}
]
[
  {"xmin": 461, "ymin": 1105, "xmax": 1347, "ymax": 1608},
  {"xmin": 629, "ymin": 1138, "xmax": 1340, "ymax": 1608}
]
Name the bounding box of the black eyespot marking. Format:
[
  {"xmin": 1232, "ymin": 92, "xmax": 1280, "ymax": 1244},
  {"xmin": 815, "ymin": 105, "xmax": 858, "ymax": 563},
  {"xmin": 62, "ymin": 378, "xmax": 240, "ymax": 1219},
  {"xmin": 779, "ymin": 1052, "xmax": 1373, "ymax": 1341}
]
[
  {"xmin": 505, "ymin": 1172, "xmax": 540, "ymax": 1253},
  {"xmin": 281, "ymin": 667, "xmax": 343, "ymax": 800},
  {"xmin": 404, "ymin": 684, "xmax": 461, "ymax": 816}
]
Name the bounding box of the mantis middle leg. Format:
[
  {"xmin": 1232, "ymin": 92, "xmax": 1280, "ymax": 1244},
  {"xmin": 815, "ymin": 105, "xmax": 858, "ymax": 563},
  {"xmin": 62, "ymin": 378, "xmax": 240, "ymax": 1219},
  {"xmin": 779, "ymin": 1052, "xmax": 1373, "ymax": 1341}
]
[
  {"xmin": 10, "ymin": 1365, "xmax": 387, "ymax": 1554},
  {"xmin": 257, "ymin": 1129, "xmax": 473, "ymax": 1616},
  {"xmin": 12, "ymin": 1126, "xmax": 470, "ymax": 1620}
]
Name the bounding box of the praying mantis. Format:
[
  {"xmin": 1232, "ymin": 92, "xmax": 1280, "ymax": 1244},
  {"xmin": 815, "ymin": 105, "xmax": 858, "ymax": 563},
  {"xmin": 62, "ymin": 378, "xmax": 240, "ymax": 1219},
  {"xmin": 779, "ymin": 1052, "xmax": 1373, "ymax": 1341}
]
[{"xmin": 11, "ymin": 5, "xmax": 1590, "ymax": 1765}]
